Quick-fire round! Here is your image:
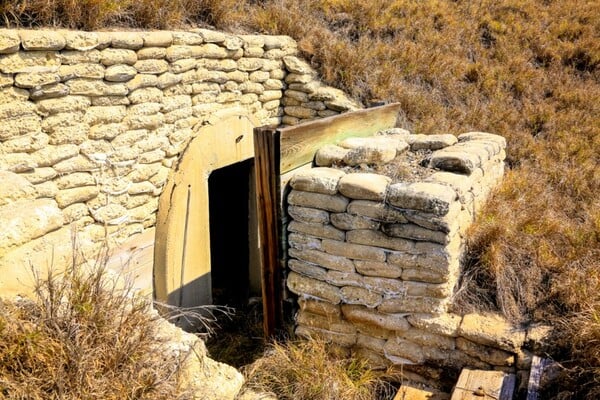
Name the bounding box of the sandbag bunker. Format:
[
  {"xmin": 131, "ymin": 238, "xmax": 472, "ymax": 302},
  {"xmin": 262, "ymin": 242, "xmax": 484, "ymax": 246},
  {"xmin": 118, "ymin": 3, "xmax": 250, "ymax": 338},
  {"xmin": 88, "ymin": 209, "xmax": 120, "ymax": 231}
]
[{"xmin": 285, "ymin": 129, "xmax": 511, "ymax": 372}]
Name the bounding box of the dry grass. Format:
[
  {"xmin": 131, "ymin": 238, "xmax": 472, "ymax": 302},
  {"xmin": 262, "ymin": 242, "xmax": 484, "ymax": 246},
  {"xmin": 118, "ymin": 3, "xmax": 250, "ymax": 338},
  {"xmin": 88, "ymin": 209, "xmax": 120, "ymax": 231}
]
[
  {"xmin": 242, "ymin": 339, "xmax": 394, "ymax": 400},
  {"xmin": 0, "ymin": 247, "xmax": 188, "ymax": 400},
  {"xmin": 0, "ymin": 0, "xmax": 241, "ymax": 30},
  {"xmin": 1, "ymin": 0, "xmax": 599, "ymax": 396}
]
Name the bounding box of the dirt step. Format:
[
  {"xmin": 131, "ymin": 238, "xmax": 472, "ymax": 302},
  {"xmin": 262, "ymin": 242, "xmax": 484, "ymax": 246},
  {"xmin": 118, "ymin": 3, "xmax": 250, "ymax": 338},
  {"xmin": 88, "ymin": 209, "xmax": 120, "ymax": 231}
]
[{"xmin": 450, "ymin": 368, "xmax": 515, "ymax": 400}]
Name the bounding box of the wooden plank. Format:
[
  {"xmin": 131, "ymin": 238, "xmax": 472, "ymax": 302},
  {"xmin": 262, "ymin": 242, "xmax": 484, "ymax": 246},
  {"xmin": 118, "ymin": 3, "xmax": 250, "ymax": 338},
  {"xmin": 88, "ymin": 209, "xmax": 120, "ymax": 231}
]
[
  {"xmin": 526, "ymin": 356, "xmax": 551, "ymax": 400},
  {"xmin": 278, "ymin": 103, "xmax": 402, "ymax": 173},
  {"xmin": 253, "ymin": 126, "xmax": 284, "ymax": 338},
  {"xmin": 451, "ymin": 369, "xmax": 515, "ymax": 400},
  {"xmin": 394, "ymin": 385, "xmax": 449, "ymax": 399},
  {"xmin": 501, "ymin": 374, "xmax": 517, "ymax": 400}
]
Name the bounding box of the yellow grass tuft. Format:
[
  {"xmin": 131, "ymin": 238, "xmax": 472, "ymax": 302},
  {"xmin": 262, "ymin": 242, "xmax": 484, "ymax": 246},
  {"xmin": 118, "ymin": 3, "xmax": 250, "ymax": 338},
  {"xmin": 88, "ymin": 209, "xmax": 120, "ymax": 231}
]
[
  {"xmin": 242, "ymin": 339, "xmax": 394, "ymax": 400},
  {"xmin": 0, "ymin": 249, "xmax": 188, "ymax": 399}
]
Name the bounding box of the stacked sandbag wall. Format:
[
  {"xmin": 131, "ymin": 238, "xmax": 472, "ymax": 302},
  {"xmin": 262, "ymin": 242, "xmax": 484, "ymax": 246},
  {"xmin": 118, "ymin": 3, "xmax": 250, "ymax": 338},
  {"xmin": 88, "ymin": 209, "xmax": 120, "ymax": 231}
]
[{"xmin": 285, "ymin": 131, "xmax": 547, "ymax": 387}]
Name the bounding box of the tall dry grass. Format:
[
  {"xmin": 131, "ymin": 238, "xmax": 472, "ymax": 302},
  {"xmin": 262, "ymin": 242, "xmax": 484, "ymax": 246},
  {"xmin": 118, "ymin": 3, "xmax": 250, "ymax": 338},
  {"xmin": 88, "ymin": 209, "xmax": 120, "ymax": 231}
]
[
  {"xmin": 242, "ymin": 339, "xmax": 394, "ymax": 400},
  {"xmin": 0, "ymin": 248, "xmax": 188, "ymax": 399}
]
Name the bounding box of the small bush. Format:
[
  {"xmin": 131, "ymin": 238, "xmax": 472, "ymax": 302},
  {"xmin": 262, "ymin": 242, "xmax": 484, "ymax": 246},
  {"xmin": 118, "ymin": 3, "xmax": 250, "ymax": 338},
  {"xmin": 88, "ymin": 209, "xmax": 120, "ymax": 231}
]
[
  {"xmin": 242, "ymin": 339, "xmax": 394, "ymax": 400},
  {"xmin": 0, "ymin": 248, "xmax": 187, "ymax": 400}
]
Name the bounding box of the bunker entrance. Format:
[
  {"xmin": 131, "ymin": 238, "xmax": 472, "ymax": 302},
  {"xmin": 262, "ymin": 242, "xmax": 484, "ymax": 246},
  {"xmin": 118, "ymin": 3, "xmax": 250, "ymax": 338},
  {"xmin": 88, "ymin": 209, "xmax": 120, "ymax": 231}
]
[
  {"xmin": 206, "ymin": 158, "xmax": 265, "ymax": 366},
  {"xmin": 208, "ymin": 158, "xmax": 261, "ymax": 308}
]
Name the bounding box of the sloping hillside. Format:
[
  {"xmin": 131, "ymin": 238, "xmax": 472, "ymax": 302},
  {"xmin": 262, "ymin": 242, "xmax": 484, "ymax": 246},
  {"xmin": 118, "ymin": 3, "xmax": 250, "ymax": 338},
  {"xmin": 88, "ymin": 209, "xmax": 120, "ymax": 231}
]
[{"xmin": 1, "ymin": 0, "xmax": 599, "ymax": 397}]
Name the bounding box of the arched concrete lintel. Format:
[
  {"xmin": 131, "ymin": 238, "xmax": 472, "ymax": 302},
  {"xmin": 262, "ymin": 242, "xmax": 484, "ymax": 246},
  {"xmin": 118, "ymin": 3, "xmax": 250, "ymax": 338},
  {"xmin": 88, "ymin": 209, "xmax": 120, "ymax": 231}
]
[{"xmin": 154, "ymin": 109, "xmax": 260, "ymax": 308}]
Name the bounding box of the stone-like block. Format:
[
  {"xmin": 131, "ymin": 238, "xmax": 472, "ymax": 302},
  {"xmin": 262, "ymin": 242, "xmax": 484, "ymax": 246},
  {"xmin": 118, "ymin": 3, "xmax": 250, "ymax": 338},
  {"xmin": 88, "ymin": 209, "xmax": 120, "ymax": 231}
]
[
  {"xmin": 296, "ymin": 310, "xmax": 356, "ymax": 334},
  {"xmin": 325, "ymin": 270, "xmax": 364, "ymax": 287},
  {"xmin": 383, "ymin": 337, "xmax": 423, "ymax": 364},
  {"xmin": 104, "ymin": 64, "xmax": 137, "ymax": 82},
  {"xmin": 288, "ymin": 206, "xmax": 330, "ymax": 224},
  {"xmin": 63, "ymin": 31, "xmax": 99, "ymax": 51},
  {"xmin": 0, "ymin": 198, "xmax": 63, "ymax": 252},
  {"xmin": 346, "ymin": 229, "xmax": 414, "ymax": 252},
  {"xmin": 298, "ymin": 298, "xmax": 341, "ymax": 318},
  {"xmin": 340, "ymin": 286, "xmax": 382, "ymax": 308},
  {"xmin": 288, "ymin": 248, "xmax": 354, "ymax": 273},
  {"xmin": 322, "ymin": 239, "xmax": 386, "ymax": 262},
  {"xmin": 295, "ymin": 325, "xmax": 356, "ymax": 347},
  {"xmin": 54, "ymin": 172, "xmax": 95, "ymax": 189},
  {"xmin": 403, "ymin": 281, "xmax": 451, "ymax": 298},
  {"xmin": 100, "ymin": 48, "xmax": 137, "ymax": 66},
  {"xmin": 429, "ymin": 150, "xmax": 481, "ymax": 175},
  {"xmin": 377, "ymin": 296, "xmax": 447, "ymax": 314},
  {"xmin": 19, "ymin": 167, "xmax": 57, "ymax": 184},
  {"xmin": 342, "ymin": 304, "xmax": 410, "ymax": 331},
  {"xmin": 287, "ymin": 189, "xmax": 348, "ymax": 212},
  {"xmin": 55, "ymin": 186, "xmax": 99, "ymax": 208},
  {"xmin": 401, "ymin": 269, "xmax": 448, "ymax": 285},
  {"xmin": 407, "ymin": 313, "xmax": 463, "ymax": 337},
  {"xmin": 66, "ymin": 78, "xmax": 128, "ymax": 96},
  {"xmin": 19, "ymin": 30, "xmax": 65, "ymax": 51},
  {"xmin": 330, "ymin": 213, "xmax": 380, "ymax": 231},
  {"xmin": 342, "ymin": 143, "xmax": 396, "ymax": 166},
  {"xmin": 128, "ymin": 87, "xmax": 163, "ymax": 104},
  {"xmin": 287, "ymin": 271, "xmax": 341, "ymax": 304},
  {"xmin": 288, "ymin": 259, "xmax": 327, "ymax": 280},
  {"xmin": 338, "ymin": 173, "xmax": 391, "ymax": 201},
  {"xmin": 458, "ymin": 313, "xmax": 526, "ymax": 352},
  {"xmin": 387, "ymin": 182, "xmax": 457, "ymax": 216},
  {"xmin": 354, "ymin": 260, "xmax": 402, "ymax": 278},
  {"xmin": 288, "ymin": 232, "xmax": 322, "ymax": 251},
  {"xmin": 456, "ymin": 337, "xmax": 515, "ymax": 367},
  {"xmin": 362, "ymin": 276, "xmax": 406, "ymax": 295},
  {"xmin": 0, "ymin": 171, "xmax": 37, "ymax": 207},
  {"xmin": 288, "ymin": 221, "xmax": 344, "ymax": 241},
  {"xmin": 387, "ymin": 251, "xmax": 450, "ymax": 274},
  {"xmin": 31, "ymin": 144, "xmax": 79, "ymax": 167},
  {"xmin": 400, "ymin": 328, "xmax": 456, "ymax": 350},
  {"xmin": 289, "ymin": 167, "xmax": 345, "ymax": 195},
  {"xmin": 406, "ymin": 133, "xmax": 457, "ymax": 150},
  {"xmin": 53, "ymin": 154, "xmax": 99, "ymax": 174},
  {"xmin": 2, "ymin": 131, "xmax": 48, "ymax": 153},
  {"xmin": 15, "ymin": 72, "xmax": 60, "ymax": 88},
  {"xmin": 0, "ymin": 30, "xmax": 20, "ymax": 54},
  {"xmin": 458, "ymin": 131, "xmax": 506, "ymax": 148},
  {"xmin": 142, "ymin": 31, "xmax": 173, "ymax": 47},
  {"xmin": 134, "ymin": 59, "xmax": 169, "ymax": 74},
  {"xmin": 382, "ymin": 223, "xmax": 449, "ymax": 244},
  {"xmin": 347, "ymin": 200, "xmax": 408, "ymax": 223},
  {"xmin": 314, "ymin": 144, "xmax": 350, "ymax": 167}
]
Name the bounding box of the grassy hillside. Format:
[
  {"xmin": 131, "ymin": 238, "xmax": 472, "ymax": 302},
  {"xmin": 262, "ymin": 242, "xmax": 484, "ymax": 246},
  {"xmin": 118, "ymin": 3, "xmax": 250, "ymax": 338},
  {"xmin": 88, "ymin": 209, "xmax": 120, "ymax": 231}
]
[{"xmin": 1, "ymin": 0, "xmax": 599, "ymax": 397}]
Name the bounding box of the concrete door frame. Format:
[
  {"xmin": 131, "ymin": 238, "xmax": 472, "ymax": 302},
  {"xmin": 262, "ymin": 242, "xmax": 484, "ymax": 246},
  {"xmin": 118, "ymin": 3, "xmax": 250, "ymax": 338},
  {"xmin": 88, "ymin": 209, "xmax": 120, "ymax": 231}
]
[{"xmin": 154, "ymin": 110, "xmax": 259, "ymax": 308}]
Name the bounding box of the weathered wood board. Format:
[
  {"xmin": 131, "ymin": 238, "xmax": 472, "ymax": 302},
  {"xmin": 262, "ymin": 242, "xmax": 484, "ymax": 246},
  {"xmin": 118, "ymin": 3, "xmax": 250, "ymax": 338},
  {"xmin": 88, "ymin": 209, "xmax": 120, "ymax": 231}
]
[
  {"xmin": 395, "ymin": 385, "xmax": 449, "ymax": 399},
  {"xmin": 278, "ymin": 103, "xmax": 403, "ymax": 173},
  {"xmin": 526, "ymin": 356, "xmax": 551, "ymax": 400},
  {"xmin": 451, "ymin": 369, "xmax": 515, "ymax": 400}
]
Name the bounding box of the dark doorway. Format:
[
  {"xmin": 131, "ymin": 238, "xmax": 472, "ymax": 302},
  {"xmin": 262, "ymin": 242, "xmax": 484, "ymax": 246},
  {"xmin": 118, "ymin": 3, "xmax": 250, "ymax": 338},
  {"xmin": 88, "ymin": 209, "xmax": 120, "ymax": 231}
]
[
  {"xmin": 207, "ymin": 158, "xmax": 265, "ymax": 367},
  {"xmin": 208, "ymin": 158, "xmax": 258, "ymax": 307}
]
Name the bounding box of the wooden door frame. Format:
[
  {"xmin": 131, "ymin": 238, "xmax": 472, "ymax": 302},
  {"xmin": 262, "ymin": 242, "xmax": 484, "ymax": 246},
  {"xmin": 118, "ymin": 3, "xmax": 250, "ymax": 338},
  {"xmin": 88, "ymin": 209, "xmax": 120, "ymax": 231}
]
[{"xmin": 253, "ymin": 103, "xmax": 403, "ymax": 337}]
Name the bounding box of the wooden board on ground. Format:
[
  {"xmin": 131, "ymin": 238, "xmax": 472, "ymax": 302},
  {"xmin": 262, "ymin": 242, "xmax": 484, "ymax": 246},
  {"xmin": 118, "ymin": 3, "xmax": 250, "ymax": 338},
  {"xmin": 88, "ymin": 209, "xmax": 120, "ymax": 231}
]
[
  {"xmin": 451, "ymin": 369, "xmax": 515, "ymax": 400},
  {"xmin": 395, "ymin": 385, "xmax": 450, "ymax": 400},
  {"xmin": 526, "ymin": 356, "xmax": 551, "ymax": 400},
  {"xmin": 278, "ymin": 103, "xmax": 402, "ymax": 173}
]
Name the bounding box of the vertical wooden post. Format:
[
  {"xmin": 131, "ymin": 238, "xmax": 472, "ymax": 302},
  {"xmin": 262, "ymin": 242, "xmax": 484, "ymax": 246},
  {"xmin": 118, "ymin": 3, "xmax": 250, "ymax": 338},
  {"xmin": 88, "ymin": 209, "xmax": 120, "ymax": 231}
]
[{"xmin": 253, "ymin": 127, "xmax": 283, "ymax": 338}]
